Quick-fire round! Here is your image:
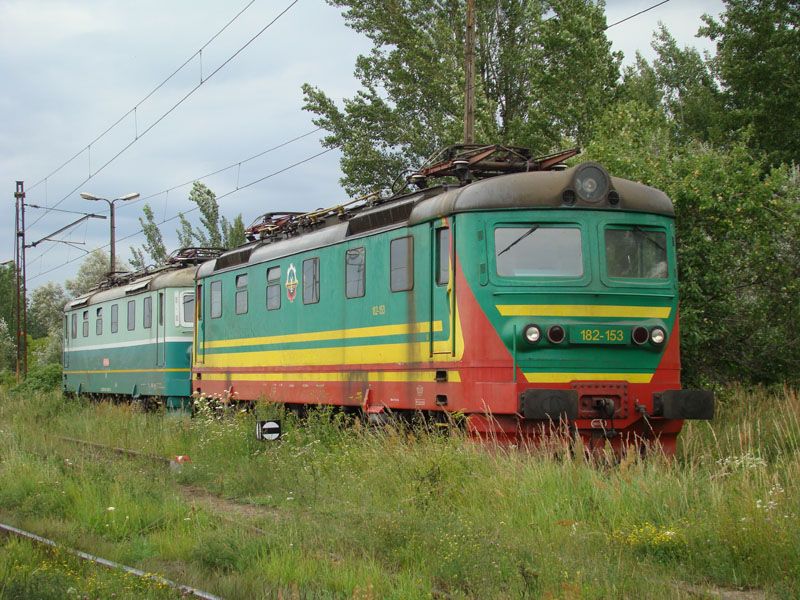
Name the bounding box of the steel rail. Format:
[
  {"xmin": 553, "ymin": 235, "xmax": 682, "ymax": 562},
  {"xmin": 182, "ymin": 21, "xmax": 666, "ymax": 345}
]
[{"xmin": 0, "ymin": 522, "xmax": 223, "ymax": 600}]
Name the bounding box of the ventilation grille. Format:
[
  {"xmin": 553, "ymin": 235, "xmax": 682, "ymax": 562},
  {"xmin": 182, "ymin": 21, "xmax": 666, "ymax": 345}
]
[
  {"xmin": 347, "ymin": 201, "xmax": 414, "ymax": 236},
  {"xmin": 214, "ymin": 247, "xmax": 254, "ymax": 271}
]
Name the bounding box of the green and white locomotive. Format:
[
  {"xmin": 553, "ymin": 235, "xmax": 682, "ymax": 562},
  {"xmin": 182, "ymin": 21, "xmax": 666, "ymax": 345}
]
[{"xmin": 62, "ymin": 248, "xmax": 220, "ymax": 410}]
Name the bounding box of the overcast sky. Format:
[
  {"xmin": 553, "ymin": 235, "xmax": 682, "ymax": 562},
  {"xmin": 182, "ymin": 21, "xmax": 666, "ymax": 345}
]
[{"xmin": 0, "ymin": 0, "xmax": 724, "ymax": 290}]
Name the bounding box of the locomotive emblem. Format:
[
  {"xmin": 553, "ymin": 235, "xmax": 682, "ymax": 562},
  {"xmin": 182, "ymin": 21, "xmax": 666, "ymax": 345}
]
[{"xmin": 285, "ymin": 263, "xmax": 298, "ymax": 302}]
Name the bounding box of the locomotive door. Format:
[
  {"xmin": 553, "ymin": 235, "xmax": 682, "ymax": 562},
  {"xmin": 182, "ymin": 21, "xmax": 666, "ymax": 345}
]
[
  {"xmin": 430, "ymin": 219, "xmax": 454, "ymax": 356},
  {"xmin": 156, "ymin": 292, "xmax": 166, "ymax": 367},
  {"xmin": 195, "ymin": 284, "xmax": 204, "ymax": 364}
]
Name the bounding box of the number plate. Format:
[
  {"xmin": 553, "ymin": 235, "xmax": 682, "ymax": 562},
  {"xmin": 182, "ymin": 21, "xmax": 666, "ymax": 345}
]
[{"xmin": 569, "ymin": 326, "xmax": 627, "ymax": 344}]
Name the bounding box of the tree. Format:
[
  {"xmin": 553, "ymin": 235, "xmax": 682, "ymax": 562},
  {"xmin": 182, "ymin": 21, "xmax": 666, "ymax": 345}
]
[
  {"xmin": 65, "ymin": 250, "xmax": 121, "ymax": 298},
  {"xmin": 28, "ymin": 282, "xmax": 68, "ymax": 339},
  {"xmin": 303, "ymin": 0, "xmax": 620, "ymax": 195},
  {"xmin": 130, "ymin": 204, "xmax": 168, "ymax": 270},
  {"xmin": 177, "ymin": 182, "xmax": 247, "ymax": 249},
  {"xmin": 0, "ymin": 264, "xmax": 16, "ymax": 344},
  {"xmin": 700, "ymin": 0, "xmax": 800, "ymax": 166},
  {"xmin": 618, "ymin": 25, "xmax": 725, "ymax": 145},
  {"xmin": 0, "ymin": 318, "xmax": 14, "ymax": 372}
]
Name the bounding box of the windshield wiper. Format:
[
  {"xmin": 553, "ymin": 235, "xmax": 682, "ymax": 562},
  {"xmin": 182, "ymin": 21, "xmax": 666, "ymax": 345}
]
[
  {"xmin": 497, "ymin": 224, "xmax": 539, "ymax": 257},
  {"xmin": 633, "ymin": 225, "xmax": 665, "ymax": 251}
]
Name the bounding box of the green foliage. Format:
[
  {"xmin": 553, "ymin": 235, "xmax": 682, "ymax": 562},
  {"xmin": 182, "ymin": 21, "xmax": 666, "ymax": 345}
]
[
  {"xmin": 130, "ymin": 204, "xmax": 169, "ymax": 270},
  {"xmin": 0, "ymin": 263, "xmax": 17, "ymax": 342},
  {"xmin": 619, "ymin": 26, "xmax": 725, "ymax": 144},
  {"xmin": 303, "ymin": 0, "xmax": 620, "ymax": 195},
  {"xmin": 28, "ymin": 282, "xmax": 67, "ymax": 339},
  {"xmin": 177, "ymin": 182, "xmax": 246, "ymax": 250},
  {"xmin": 0, "ymin": 318, "xmax": 14, "ymax": 372},
  {"xmin": 12, "ymin": 363, "xmax": 63, "ymax": 394},
  {"xmin": 700, "ymin": 0, "xmax": 800, "ymax": 166}
]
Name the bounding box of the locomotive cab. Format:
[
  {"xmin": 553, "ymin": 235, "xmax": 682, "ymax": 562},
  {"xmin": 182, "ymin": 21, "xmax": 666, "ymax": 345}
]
[{"xmin": 447, "ymin": 161, "xmax": 714, "ymax": 453}]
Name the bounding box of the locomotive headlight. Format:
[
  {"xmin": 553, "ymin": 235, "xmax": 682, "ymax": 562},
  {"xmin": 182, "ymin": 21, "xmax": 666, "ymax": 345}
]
[
  {"xmin": 524, "ymin": 324, "xmax": 541, "ymax": 344},
  {"xmin": 650, "ymin": 327, "xmax": 666, "ymax": 345},
  {"xmin": 573, "ymin": 163, "xmax": 610, "ymax": 203}
]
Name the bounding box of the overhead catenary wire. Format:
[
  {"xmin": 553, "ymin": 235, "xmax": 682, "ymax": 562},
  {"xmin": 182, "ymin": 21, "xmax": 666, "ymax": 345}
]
[
  {"xmin": 28, "ymin": 146, "xmax": 337, "ymax": 283},
  {"xmin": 26, "ymin": 0, "xmax": 258, "ymax": 196},
  {"xmin": 24, "ymin": 127, "xmax": 322, "ymax": 267},
  {"xmin": 604, "ymin": 0, "xmax": 671, "ymax": 30},
  {"xmin": 123, "ymin": 127, "xmax": 323, "ymax": 209},
  {"xmin": 28, "ymin": 0, "xmax": 302, "ymax": 230}
]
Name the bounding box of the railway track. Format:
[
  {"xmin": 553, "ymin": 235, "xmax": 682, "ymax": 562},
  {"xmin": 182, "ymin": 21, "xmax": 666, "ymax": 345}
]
[{"xmin": 0, "ymin": 521, "xmax": 223, "ymax": 600}]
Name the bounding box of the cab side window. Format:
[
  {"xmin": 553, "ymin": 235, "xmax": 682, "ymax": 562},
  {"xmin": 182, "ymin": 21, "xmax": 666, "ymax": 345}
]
[
  {"xmin": 266, "ymin": 267, "xmax": 281, "ymax": 310},
  {"xmin": 390, "ymin": 236, "xmax": 414, "ymax": 291},
  {"xmin": 303, "ymin": 258, "xmax": 320, "ymax": 304},
  {"xmin": 210, "ymin": 281, "xmax": 222, "ymax": 318},
  {"xmin": 127, "ymin": 300, "xmax": 136, "ymax": 331}
]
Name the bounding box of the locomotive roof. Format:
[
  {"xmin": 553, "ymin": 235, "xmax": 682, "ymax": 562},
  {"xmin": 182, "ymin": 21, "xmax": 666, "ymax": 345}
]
[
  {"xmin": 65, "ymin": 265, "xmax": 198, "ymax": 311},
  {"xmin": 198, "ymin": 163, "xmax": 673, "ymax": 278}
]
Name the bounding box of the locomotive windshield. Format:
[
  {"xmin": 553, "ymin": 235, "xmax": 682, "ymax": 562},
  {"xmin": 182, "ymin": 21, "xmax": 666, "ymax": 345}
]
[
  {"xmin": 495, "ymin": 226, "xmax": 583, "ymax": 277},
  {"xmin": 605, "ymin": 226, "xmax": 668, "ymax": 279}
]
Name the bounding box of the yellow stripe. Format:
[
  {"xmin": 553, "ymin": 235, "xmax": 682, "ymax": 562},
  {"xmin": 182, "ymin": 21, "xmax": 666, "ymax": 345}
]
[
  {"xmin": 202, "ymin": 370, "xmax": 461, "ymax": 383},
  {"xmin": 202, "ymin": 341, "xmax": 456, "ymax": 368},
  {"xmin": 497, "ymin": 304, "xmax": 671, "ymax": 319},
  {"xmin": 523, "ymin": 372, "xmax": 653, "ymax": 384},
  {"xmin": 65, "ymin": 368, "xmax": 190, "ymax": 375},
  {"xmin": 204, "ymin": 320, "xmax": 442, "ymax": 350}
]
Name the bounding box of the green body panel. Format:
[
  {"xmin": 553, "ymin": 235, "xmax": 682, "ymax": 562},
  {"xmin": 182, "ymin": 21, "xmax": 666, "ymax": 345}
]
[
  {"xmin": 458, "ymin": 209, "xmax": 678, "ymax": 376},
  {"xmin": 197, "ymin": 221, "xmax": 453, "ymax": 360}
]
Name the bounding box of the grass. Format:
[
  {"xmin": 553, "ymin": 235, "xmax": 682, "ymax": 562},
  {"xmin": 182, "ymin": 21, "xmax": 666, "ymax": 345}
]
[
  {"xmin": 0, "ymin": 536, "xmax": 181, "ymax": 599},
  {"xmin": 0, "ymin": 386, "xmax": 798, "ymax": 598}
]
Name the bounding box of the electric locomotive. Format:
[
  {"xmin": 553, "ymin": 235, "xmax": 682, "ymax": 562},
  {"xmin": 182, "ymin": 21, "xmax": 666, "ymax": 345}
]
[
  {"xmin": 63, "ymin": 248, "xmax": 221, "ymax": 409},
  {"xmin": 191, "ymin": 145, "xmax": 714, "ymax": 454}
]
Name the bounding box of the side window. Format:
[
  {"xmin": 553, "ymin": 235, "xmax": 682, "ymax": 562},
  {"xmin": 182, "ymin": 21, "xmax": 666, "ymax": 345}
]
[
  {"xmin": 96, "ymin": 307, "xmax": 103, "ymax": 336},
  {"xmin": 71, "ymin": 313, "xmax": 77, "ymax": 339},
  {"xmin": 303, "ymin": 258, "xmax": 320, "ymax": 304},
  {"xmin": 345, "ymin": 247, "xmax": 366, "ymax": 299},
  {"xmin": 143, "ymin": 296, "xmax": 152, "ymax": 329},
  {"xmin": 127, "ymin": 300, "xmax": 136, "ymax": 331},
  {"xmin": 266, "ymin": 267, "xmax": 281, "ymax": 310},
  {"xmin": 82, "ymin": 311, "xmax": 89, "ymax": 337},
  {"xmin": 436, "ymin": 228, "xmax": 450, "ymax": 285},
  {"xmin": 235, "ymin": 274, "xmax": 248, "ymax": 315},
  {"xmin": 182, "ymin": 292, "xmax": 195, "ymax": 326},
  {"xmin": 158, "ymin": 293, "xmax": 164, "ymax": 326},
  {"xmin": 210, "ymin": 280, "xmax": 222, "ymax": 318},
  {"xmin": 111, "ymin": 304, "xmax": 119, "ymax": 334},
  {"xmin": 390, "ymin": 236, "xmax": 414, "ymax": 292}
]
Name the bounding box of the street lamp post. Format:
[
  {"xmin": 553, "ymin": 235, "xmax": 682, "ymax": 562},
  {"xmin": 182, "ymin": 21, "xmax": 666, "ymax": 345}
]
[{"xmin": 80, "ymin": 192, "xmax": 139, "ymax": 274}]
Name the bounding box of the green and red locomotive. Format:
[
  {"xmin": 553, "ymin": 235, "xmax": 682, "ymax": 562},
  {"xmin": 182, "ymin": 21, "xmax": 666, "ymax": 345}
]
[{"xmin": 191, "ymin": 146, "xmax": 713, "ymax": 453}]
